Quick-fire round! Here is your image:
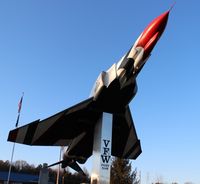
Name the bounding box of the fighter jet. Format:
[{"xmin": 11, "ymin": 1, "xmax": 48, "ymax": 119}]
[{"xmin": 8, "ymin": 9, "xmax": 170, "ymax": 174}]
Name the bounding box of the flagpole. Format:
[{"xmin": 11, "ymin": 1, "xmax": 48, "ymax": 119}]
[
  {"xmin": 7, "ymin": 142, "xmax": 16, "ymax": 184},
  {"xmin": 7, "ymin": 93, "xmax": 24, "ymax": 184}
]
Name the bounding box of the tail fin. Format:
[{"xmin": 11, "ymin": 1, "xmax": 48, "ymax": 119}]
[
  {"xmin": 48, "ymin": 160, "xmax": 85, "ymax": 176},
  {"xmin": 68, "ymin": 161, "xmax": 86, "ymax": 176}
]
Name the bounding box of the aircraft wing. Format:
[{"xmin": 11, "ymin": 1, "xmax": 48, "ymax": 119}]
[
  {"xmin": 7, "ymin": 97, "xmax": 99, "ymax": 146},
  {"xmin": 8, "ymin": 98, "xmax": 141, "ymax": 159},
  {"xmin": 112, "ymin": 106, "xmax": 142, "ymax": 159}
]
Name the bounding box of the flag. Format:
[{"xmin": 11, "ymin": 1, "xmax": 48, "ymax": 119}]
[
  {"xmin": 18, "ymin": 95, "xmax": 23, "ymax": 114},
  {"xmin": 16, "ymin": 93, "xmax": 24, "ymax": 127}
]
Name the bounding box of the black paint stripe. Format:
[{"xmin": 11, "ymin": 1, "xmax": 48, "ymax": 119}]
[
  {"xmin": 124, "ymin": 139, "xmax": 141, "ymax": 159},
  {"xmin": 23, "ymin": 120, "xmax": 39, "ymax": 145},
  {"xmin": 8, "ymin": 129, "xmax": 19, "ymax": 142},
  {"xmin": 118, "ymin": 46, "xmax": 133, "ymax": 69}
]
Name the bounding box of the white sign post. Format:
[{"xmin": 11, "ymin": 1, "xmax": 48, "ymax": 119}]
[
  {"xmin": 91, "ymin": 112, "xmax": 113, "ymax": 184},
  {"xmin": 38, "ymin": 163, "xmax": 49, "ymax": 184}
]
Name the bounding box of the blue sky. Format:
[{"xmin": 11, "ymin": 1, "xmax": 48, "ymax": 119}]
[{"xmin": 0, "ymin": 0, "xmax": 200, "ymax": 183}]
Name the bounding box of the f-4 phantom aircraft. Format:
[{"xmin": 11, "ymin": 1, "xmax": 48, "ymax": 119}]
[{"xmin": 8, "ymin": 9, "xmax": 170, "ymax": 174}]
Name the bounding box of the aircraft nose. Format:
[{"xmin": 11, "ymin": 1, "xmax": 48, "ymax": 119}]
[{"xmin": 136, "ymin": 10, "xmax": 170, "ymax": 57}]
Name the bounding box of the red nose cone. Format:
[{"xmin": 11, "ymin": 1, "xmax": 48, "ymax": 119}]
[{"xmin": 136, "ymin": 10, "xmax": 170, "ymax": 56}]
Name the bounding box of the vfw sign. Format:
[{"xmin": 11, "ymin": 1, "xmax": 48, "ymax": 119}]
[{"xmin": 101, "ymin": 139, "xmax": 111, "ymax": 170}]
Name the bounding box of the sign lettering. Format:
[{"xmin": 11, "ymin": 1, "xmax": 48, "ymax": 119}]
[
  {"xmin": 101, "ymin": 139, "xmax": 111, "ymax": 169},
  {"xmin": 101, "ymin": 155, "xmax": 111, "ymax": 163},
  {"xmin": 103, "ymin": 139, "xmax": 110, "ymax": 148}
]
